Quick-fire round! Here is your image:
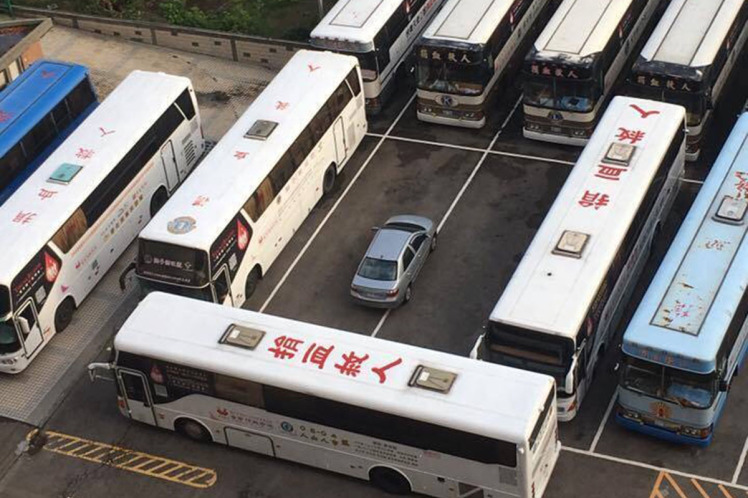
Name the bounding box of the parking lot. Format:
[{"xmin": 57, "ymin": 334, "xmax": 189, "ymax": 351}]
[{"xmin": 2, "ymin": 26, "xmax": 748, "ymax": 498}]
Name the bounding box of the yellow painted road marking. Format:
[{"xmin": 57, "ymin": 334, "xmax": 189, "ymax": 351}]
[
  {"xmin": 664, "ymin": 471, "xmax": 689, "ymax": 498},
  {"xmin": 650, "ymin": 471, "xmax": 666, "ymax": 498},
  {"xmin": 28, "ymin": 430, "xmax": 217, "ymax": 489},
  {"xmin": 691, "ymin": 478, "xmax": 710, "ymax": 498},
  {"xmin": 717, "ymin": 484, "xmax": 734, "ymax": 498}
]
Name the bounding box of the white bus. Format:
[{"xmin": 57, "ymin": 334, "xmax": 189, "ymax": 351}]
[
  {"xmin": 89, "ymin": 292, "xmax": 560, "ymax": 498},
  {"xmin": 522, "ymin": 0, "xmax": 663, "ymax": 145},
  {"xmin": 310, "ymin": 0, "xmax": 445, "ymax": 113},
  {"xmin": 415, "ymin": 0, "xmax": 552, "ymax": 128},
  {"xmin": 472, "ymin": 97, "xmax": 686, "ymax": 420},
  {"xmin": 627, "ymin": 0, "xmax": 748, "ymax": 161},
  {"xmin": 0, "ymin": 71, "xmax": 204, "ymax": 374},
  {"xmin": 133, "ymin": 50, "xmax": 367, "ymax": 307}
]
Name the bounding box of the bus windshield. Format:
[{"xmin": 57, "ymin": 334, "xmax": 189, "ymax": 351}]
[
  {"xmin": 485, "ymin": 322, "xmax": 573, "ymax": 383},
  {"xmin": 524, "ymin": 76, "xmax": 600, "ymax": 112},
  {"xmin": 137, "ymin": 239, "xmax": 209, "ymax": 287},
  {"xmin": 354, "ymin": 52, "xmax": 379, "ymax": 82},
  {"xmin": 416, "ymin": 58, "xmax": 487, "ymax": 96},
  {"xmin": 0, "ymin": 318, "xmax": 19, "ymax": 354},
  {"xmin": 621, "ymin": 356, "xmax": 716, "ymax": 409}
]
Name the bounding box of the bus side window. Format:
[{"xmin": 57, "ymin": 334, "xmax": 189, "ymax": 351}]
[
  {"xmin": 243, "ymin": 178, "xmax": 275, "ymax": 221},
  {"xmin": 175, "ymin": 89, "xmax": 196, "ymax": 120},
  {"xmin": 17, "ymin": 304, "xmax": 37, "ymax": 338},
  {"xmin": 51, "ymin": 99, "xmax": 72, "ymax": 131},
  {"xmin": 269, "ymin": 152, "xmax": 295, "ymax": 191},
  {"xmin": 0, "ymin": 143, "xmax": 26, "ymax": 188},
  {"xmin": 66, "ymin": 79, "xmax": 96, "ymax": 118},
  {"xmin": 345, "ymin": 69, "xmax": 362, "ymax": 96},
  {"xmin": 329, "ymin": 82, "xmax": 352, "ymax": 116},
  {"xmin": 310, "ymin": 103, "xmax": 333, "ymax": 142},
  {"xmin": 52, "ymin": 208, "xmax": 89, "ymax": 253},
  {"xmin": 121, "ymin": 372, "xmax": 147, "ymax": 403}
]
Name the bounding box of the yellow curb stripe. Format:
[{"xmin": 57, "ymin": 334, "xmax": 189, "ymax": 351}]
[{"xmin": 30, "ymin": 430, "xmax": 217, "ymax": 489}]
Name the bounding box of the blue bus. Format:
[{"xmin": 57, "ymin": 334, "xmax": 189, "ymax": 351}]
[
  {"xmin": 616, "ymin": 113, "xmax": 748, "ymax": 446},
  {"xmin": 0, "ymin": 60, "xmax": 97, "ymax": 205}
]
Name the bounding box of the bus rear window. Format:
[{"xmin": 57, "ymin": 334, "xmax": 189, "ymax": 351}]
[
  {"xmin": 0, "ymin": 285, "xmax": 10, "ymax": 316},
  {"xmin": 530, "ymin": 389, "xmax": 554, "ymax": 451},
  {"xmin": 486, "ymin": 322, "xmax": 573, "ymax": 381},
  {"xmin": 137, "ymin": 239, "xmax": 209, "ymax": 287}
]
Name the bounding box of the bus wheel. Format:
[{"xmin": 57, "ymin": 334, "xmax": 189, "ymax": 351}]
[
  {"xmin": 54, "ymin": 298, "xmax": 76, "ymax": 333},
  {"xmin": 323, "ymin": 165, "xmax": 337, "ymax": 196},
  {"xmin": 175, "ymin": 419, "xmax": 212, "ymax": 443},
  {"xmin": 245, "ymin": 267, "xmax": 261, "ymax": 299},
  {"xmin": 149, "ymin": 187, "xmax": 169, "ymax": 217},
  {"xmin": 369, "ymin": 467, "xmax": 411, "ymax": 495}
]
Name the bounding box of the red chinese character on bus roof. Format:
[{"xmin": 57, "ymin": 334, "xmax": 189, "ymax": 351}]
[
  {"xmin": 595, "ymin": 165, "xmax": 627, "ymax": 181},
  {"xmin": 334, "ymin": 351, "xmax": 370, "ymax": 377},
  {"xmin": 629, "ymin": 104, "xmax": 660, "ymax": 119},
  {"xmin": 275, "ymin": 101, "xmax": 289, "ymax": 111},
  {"xmin": 76, "ymin": 147, "xmax": 95, "ymax": 160},
  {"xmin": 234, "ymin": 151, "xmax": 249, "ymax": 160},
  {"xmin": 0, "ymin": 110, "xmax": 12, "ymax": 122},
  {"xmin": 616, "ymin": 127, "xmax": 646, "ymax": 145},
  {"xmin": 302, "ymin": 343, "xmax": 335, "ymax": 369},
  {"xmin": 371, "ymin": 358, "xmax": 403, "ymax": 384},
  {"xmin": 38, "ymin": 188, "xmax": 58, "ymax": 201},
  {"xmin": 268, "ymin": 335, "xmax": 304, "ymax": 360},
  {"xmin": 12, "ymin": 211, "xmax": 36, "ymax": 225},
  {"xmin": 578, "ymin": 190, "xmax": 610, "ymax": 210},
  {"xmin": 41, "ymin": 70, "xmax": 55, "ymax": 79},
  {"xmin": 735, "ymin": 172, "xmax": 748, "ymax": 199},
  {"xmin": 308, "ymin": 64, "xmax": 321, "ymax": 73},
  {"xmin": 99, "ymin": 127, "xmax": 115, "ymax": 137}
]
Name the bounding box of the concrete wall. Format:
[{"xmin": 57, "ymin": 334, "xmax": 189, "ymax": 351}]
[{"xmin": 10, "ymin": 6, "xmax": 310, "ymax": 70}]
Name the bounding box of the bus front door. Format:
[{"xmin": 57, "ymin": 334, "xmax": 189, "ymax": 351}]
[
  {"xmin": 160, "ymin": 141, "xmax": 180, "ymax": 192},
  {"xmin": 117, "ymin": 370, "xmax": 156, "ymax": 425},
  {"xmin": 15, "ymin": 301, "xmax": 43, "ymax": 359},
  {"xmin": 333, "ymin": 117, "xmax": 347, "ymax": 164}
]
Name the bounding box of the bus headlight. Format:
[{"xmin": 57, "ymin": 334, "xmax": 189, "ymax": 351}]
[
  {"xmin": 681, "ymin": 425, "xmax": 711, "ymax": 438},
  {"xmin": 0, "ymin": 357, "xmax": 18, "ymax": 365},
  {"xmin": 571, "ymin": 128, "xmax": 588, "ymax": 137},
  {"xmin": 526, "ymin": 122, "xmax": 542, "ymax": 131}
]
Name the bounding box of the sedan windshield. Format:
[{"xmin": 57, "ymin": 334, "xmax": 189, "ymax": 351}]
[
  {"xmin": 0, "ymin": 319, "xmax": 20, "ymax": 355},
  {"xmin": 357, "ymin": 258, "xmax": 397, "ymax": 281},
  {"xmin": 621, "ymin": 356, "xmax": 716, "ymax": 409}
]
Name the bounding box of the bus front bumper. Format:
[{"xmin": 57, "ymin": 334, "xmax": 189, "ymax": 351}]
[{"xmin": 615, "ymin": 405, "xmax": 713, "ymax": 447}]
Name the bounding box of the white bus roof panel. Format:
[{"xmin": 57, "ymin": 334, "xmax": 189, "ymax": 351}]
[
  {"xmin": 330, "ymin": 0, "xmax": 383, "ymax": 28},
  {"xmin": 534, "ymin": 0, "xmax": 631, "ymax": 59},
  {"xmin": 490, "ymin": 97, "xmax": 686, "ymax": 339},
  {"xmin": 138, "ymin": 50, "xmax": 358, "ymax": 251},
  {"xmin": 426, "ymin": 0, "xmax": 507, "ymax": 42},
  {"xmin": 311, "ymin": 0, "xmax": 405, "ymax": 44},
  {"xmin": 641, "ymin": 0, "xmax": 742, "ymax": 67},
  {"xmin": 0, "ymin": 71, "xmax": 191, "ymax": 284},
  {"xmin": 116, "ymin": 292, "xmax": 555, "ymax": 443}
]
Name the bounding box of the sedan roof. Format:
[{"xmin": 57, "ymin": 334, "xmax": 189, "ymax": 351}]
[{"xmin": 367, "ymin": 228, "xmax": 412, "ymax": 261}]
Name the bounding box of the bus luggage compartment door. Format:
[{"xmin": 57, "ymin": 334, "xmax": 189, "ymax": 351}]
[
  {"xmin": 225, "ymin": 427, "xmax": 275, "ymax": 457},
  {"xmin": 160, "ymin": 141, "xmax": 180, "ymax": 192}
]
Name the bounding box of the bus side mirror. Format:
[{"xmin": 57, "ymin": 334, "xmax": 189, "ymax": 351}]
[
  {"xmin": 87, "ymin": 362, "xmax": 114, "ymax": 382},
  {"xmin": 719, "ymin": 379, "xmax": 729, "ymax": 392},
  {"xmin": 119, "ymin": 261, "xmax": 137, "ymax": 292},
  {"xmin": 565, "ymin": 356, "xmax": 578, "ymax": 393}
]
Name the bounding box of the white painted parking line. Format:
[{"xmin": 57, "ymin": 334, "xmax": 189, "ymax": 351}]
[
  {"xmin": 370, "ymin": 309, "xmax": 391, "ymax": 338},
  {"xmin": 562, "ymin": 446, "xmax": 748, "ymax": 493},
  {"xmin": 732, "ymin": 436, "xmax": 748, "ymax": 484},
  {"xmin": 589, "ymin": 391, "xmax": 617, "ymax": 453},
  {"xmin": 365, "ymin": 132, "xmax": 577, "ymax": 166},
  {"xmin": 259, "ymin": 94, "xmax": 417, "ymax": 313},
  {"xmin": 437, "ymin": 96, "xmax": 523, "ymax": 234},
  {"xmin": 366, "ymin": 96, "xmax": 523, "ymax": 338}
]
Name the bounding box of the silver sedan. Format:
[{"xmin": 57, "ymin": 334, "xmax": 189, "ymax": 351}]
[{"xmin": 351, "ymin": 215, "xmax": 437, "ymax": 308}]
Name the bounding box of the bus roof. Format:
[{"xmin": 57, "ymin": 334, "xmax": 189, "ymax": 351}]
[
  {"xmin": 622, "ymin": 113, "xmax": 748, "ymax": 374},
  {"xmin": 531, "ymin": 0, "xmax": 633, "ymax": 62},
  {"xmin": 310, "ymin": 0, "xmax": 407, "ymax": 45},
  {"xmin": 0, "ymin": 70, "xmax": 191, "ymax": 284},
  {"xmin": 138, "ymin": 50, "xmax": 357, "ymax": 252},
  {"xmin": 0, "ymin": 60, "xmax": 89, "ymax": 158},
  {"xmin": 490, "ymin": 96, "xmax": 686, "ymax": 339},
  {"xmin": 420, "ymin": 0, "xmax": 514, "ymax": 44},
  {"xmin": 116, "ymin": 292, "xmax": 555, "ymax": 443},
  {"xmin": 637, "ymin": 0, "xmax": 743, "ymax": 69}
]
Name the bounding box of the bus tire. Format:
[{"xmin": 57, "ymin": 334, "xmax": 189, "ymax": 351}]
[
  {"xmin": 245, "ymin": 266, "xmax": 261, "ymax": 300},
  {"xmin": 369, "ymin": 467, "xmax": 411, "ymax": 495},
  {"xmin": 149, "ymin": 187, "xmax": 169, "ymax": 217},
  {"xmin": 175, "ymin": 418, "xmax": 212, "ymax": 443},
  {"xmin": 323, "ymin": 165, "xmax": 337, "ymax": 196},
  {"xmin": 54, "ymin": 298, "xmax": 76, "ymax": 333}
]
